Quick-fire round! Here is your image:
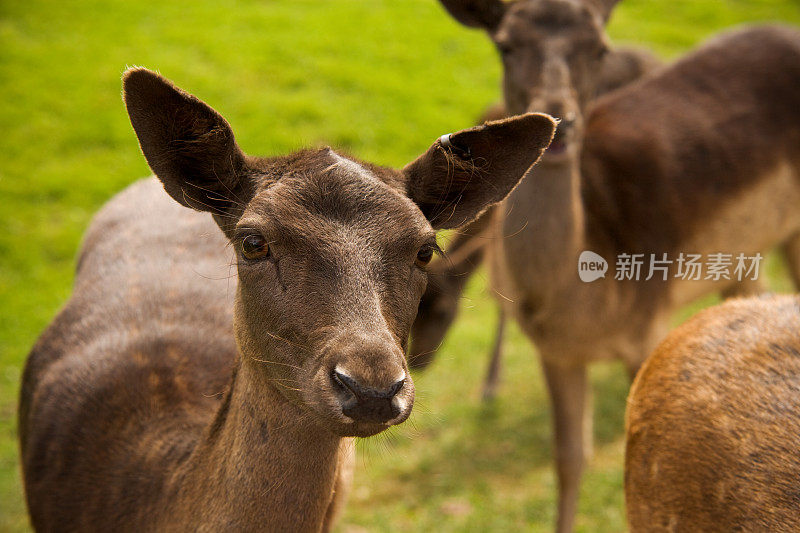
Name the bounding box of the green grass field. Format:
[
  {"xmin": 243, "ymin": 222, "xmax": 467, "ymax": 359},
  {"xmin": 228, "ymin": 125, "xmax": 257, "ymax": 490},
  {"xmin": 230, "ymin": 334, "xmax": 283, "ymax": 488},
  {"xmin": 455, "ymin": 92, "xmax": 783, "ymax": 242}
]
[{"xmin": 2, "ymin": 0, "xmax": 800, "ymax": 530}]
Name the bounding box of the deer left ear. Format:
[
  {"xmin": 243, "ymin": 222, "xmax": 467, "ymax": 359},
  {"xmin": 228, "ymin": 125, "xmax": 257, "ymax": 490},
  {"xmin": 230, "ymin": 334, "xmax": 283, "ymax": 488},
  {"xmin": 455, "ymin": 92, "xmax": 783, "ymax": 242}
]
[
  {"xmin": 123, "ymin": 67, "xmax": 253, "ymax": 220},
  {"xmin": 438, "ymin": 0, "xmax": 510, "ymax": 32},
  {"xmin": 402, "ymin": 113, "xmax": 556, "ymax": 230}
]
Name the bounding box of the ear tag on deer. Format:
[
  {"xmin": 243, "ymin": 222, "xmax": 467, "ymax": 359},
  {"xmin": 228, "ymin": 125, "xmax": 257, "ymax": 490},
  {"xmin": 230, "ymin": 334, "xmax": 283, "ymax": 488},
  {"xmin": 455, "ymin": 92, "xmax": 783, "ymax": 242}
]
[{"xmin": 439, "ymin": 133, "xmax": 472, "ymax": 159}]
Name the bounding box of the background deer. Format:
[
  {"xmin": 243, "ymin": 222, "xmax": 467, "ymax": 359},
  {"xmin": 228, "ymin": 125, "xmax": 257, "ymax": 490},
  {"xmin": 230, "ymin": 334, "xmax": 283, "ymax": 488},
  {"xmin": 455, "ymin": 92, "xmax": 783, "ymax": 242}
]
[
  {"xmin": 18, "ymin": 68, "xmax": 555, "ymax": 531},
  {"xmin": 420, "ymin": 15, "xmax": 800, "ymax": 533},
  {"xmin": 626, "ymin": 294, "xmax": 800, "ymax": 531},
  {"xmin": 410, "ymin": 0, "xmax": 662, "ymax": 385}
]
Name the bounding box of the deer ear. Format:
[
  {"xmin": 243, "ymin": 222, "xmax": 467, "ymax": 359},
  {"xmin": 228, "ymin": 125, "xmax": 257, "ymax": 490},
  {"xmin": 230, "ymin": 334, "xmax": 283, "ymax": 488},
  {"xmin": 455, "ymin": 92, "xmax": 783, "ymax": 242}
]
[
  {"xmin": 438, "ymin": 0, "xmax": 509, "ymax": 31},
  {"xmin": 122, "ymin": 68, "xmax": 253, "ymax": 218},
  {"xmin": 403, "ymin": 113, "xmax": 556, "ymax": 230}
]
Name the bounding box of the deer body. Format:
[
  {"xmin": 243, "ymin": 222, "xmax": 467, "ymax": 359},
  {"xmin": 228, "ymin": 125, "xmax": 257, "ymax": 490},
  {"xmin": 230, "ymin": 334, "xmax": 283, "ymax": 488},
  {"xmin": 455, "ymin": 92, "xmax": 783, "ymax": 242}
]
[
  {"xmin": 625, "ymin": 294, "xmax": 800, "ymax": 531},
  {"xmin": 492, "ymin": 24, "xmax": 800, "ymax": 531},
  {"xmin": 19, "ymin": 69, "xmax": 555, "ymax": 531}
]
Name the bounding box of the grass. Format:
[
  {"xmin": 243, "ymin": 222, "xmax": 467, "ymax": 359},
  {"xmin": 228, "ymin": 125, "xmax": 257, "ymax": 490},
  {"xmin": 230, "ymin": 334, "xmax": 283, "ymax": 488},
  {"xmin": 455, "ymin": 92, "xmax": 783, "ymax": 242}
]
[{"xmin": 1, "ymin": 0, "xmax": 799, "ymax": 530}]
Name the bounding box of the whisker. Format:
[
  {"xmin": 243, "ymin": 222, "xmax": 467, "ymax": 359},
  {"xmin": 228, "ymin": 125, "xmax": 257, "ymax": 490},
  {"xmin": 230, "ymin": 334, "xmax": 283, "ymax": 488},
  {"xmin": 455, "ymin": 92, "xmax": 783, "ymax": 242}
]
[{"xmin": 248, "ymin": 356, "xmax": 304, "ymax": 371}]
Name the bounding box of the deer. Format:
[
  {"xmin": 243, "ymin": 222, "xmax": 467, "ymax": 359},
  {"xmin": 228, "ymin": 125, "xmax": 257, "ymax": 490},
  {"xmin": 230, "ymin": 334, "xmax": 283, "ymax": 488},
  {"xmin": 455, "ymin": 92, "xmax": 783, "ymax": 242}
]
[
  {"xmin": 417, "ymin": 14, "xmax": 800, "ymax": 533},
  {"xmin": 409, "ymin": 0, "xmax": 662, "ymax": 384},
  {"xmin": 625, "ymin": 294, "xmax": 800, "ymax": 531},
  {"xmin": 17, "ymin": 67, "xmax": 556, "ymax": 532}
]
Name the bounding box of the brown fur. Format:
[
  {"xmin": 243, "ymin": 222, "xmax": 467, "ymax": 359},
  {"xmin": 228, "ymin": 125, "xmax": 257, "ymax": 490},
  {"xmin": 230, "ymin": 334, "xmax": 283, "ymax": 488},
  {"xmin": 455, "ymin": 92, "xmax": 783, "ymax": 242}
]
[
  {"xmin": 18, "ymin": 68, "xmax": 555, "ymax": 531},
  {"xmin": 414, "ymin": 9, "xmax": 800, "ymax": 532},
  {"xmin": 626, "ymin": 294, "xmax": 800, "ymax": 531}
]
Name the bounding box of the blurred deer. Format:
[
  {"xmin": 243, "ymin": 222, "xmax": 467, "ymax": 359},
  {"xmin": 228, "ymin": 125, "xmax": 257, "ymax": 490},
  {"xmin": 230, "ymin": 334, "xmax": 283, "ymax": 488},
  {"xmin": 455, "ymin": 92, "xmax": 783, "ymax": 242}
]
[
  {"xmin": 410, "ymin": 0, "xmax": 661, "ymax": 390},
  {"xmin": 416, "ymin": 12, "xmax": 800, "ymax": 532},
  {"xmin": 18, "ymin": 68, "xmax": 555, "ymax": 531},
  {"xmin": 626, "ymin": 294, "xmax": 800, "ymax": 531}
]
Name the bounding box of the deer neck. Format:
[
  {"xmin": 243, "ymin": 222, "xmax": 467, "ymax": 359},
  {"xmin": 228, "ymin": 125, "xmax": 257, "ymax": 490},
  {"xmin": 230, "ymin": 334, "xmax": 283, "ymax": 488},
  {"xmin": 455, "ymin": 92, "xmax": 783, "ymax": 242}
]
[
  {"xmin": 499, "ymin": 151, "xmax": 585, "ymax": 300},
  {"xmin": 168, "ymin": 361, "xmax": 343, "ymax": 531}
]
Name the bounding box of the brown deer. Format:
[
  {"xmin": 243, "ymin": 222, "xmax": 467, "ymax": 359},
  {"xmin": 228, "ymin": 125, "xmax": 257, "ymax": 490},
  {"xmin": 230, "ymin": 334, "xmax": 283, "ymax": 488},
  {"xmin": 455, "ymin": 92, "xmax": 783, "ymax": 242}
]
[
  {"xmin": 410, "ymin": 0, "xmax": 662, "ymax": 381},
  {"xmin": 18, "ymin": 67, "xmax": 556, "ymax": 531},
  {"xmin": 420, "ymin": 18, "xmax": 800, "ymax": 533},
  {"xmin": 626, "ymin": 294, "xmax": 800, "ymax": 531}
]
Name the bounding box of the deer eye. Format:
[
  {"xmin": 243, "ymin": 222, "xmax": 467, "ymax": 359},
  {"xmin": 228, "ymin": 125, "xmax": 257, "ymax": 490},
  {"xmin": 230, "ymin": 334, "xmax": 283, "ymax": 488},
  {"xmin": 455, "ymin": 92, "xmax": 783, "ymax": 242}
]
[
  {"xmin": 415, "ymin": 245, "xmax": 435, "ymax": 268},
  {"xmin": 241, "ymin": 234, "xmax": 270, "ymax": 261}
]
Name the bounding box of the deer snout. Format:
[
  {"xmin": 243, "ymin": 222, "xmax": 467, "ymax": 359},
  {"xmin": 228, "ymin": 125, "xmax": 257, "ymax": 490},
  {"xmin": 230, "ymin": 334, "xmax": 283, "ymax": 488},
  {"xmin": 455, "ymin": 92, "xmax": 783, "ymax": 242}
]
[
  {"xmin": 551, "ymin": 112, "xmax": 576, "ymax": 145},
  {"xmin": 331, "ymin": 368, "xmax": 407, "ymax": 423},
  {"xmin": 529, "ymin": 100, "xmax": 579, "ymax": 155},
  {"xmin": 319, "ymin": 332, "xmax": 414, "ymax": 431},
  {"xmin": 557, "ymin": 110, "xmax": 577, "ymax": 131}
]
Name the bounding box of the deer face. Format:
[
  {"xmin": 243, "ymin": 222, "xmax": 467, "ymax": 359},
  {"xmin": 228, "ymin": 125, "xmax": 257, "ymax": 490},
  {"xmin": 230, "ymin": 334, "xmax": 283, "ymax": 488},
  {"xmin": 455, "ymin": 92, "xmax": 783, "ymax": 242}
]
[
  {"xmin": 440, "ymin": 0, "xmax": 616, "ymax": 160},
  {"xmin": 231, "ymin": 154, "xmax": 433, "ymax": 437},
  {"xmin": 123, "ymin": 68, "xmax": 554, "ymax": 437}
]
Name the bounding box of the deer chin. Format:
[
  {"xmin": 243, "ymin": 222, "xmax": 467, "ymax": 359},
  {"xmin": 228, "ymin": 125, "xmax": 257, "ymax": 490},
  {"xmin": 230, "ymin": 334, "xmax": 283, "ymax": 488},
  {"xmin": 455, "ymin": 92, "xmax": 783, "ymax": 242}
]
[
  {"xmin": 541, "ymin": 139, "xmax": 578, "ymax": 164},
  {"xmin": 547, "ymin": 139, "xmax": 568, "ymax": 154}
]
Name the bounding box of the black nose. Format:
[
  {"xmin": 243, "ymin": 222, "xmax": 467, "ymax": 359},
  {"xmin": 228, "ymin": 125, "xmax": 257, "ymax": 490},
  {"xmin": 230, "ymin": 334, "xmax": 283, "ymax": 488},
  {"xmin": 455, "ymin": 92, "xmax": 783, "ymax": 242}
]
[{"xmin": 332, "ymin": 370, "xmax": 405, "ymax": 423}]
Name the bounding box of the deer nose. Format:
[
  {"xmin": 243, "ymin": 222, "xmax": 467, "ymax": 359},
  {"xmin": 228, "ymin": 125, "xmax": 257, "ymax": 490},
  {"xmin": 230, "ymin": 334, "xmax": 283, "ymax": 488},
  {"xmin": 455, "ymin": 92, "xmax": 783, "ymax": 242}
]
[
  {"xmin": 559, "ymin": 110, "xmax": 577, "ymax": 129},
  {"xmin": 331, "ymin": 369, "xmax": 406, "ymax": 423},
  {"xmin": 552, "ymin": 113, "xmax": 575, "ymax": 140}
]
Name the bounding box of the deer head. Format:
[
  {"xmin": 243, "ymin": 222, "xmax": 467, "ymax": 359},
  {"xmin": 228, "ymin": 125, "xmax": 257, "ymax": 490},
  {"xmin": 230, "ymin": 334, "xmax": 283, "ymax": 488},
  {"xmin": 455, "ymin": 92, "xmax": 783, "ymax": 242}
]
[
  {"xmin": 123, "ymin": 68, "xmax": 555, "ymax": 438},
  {"xmin": 440, "ymin": 0, "xmax": 618, "ymax": 161}
]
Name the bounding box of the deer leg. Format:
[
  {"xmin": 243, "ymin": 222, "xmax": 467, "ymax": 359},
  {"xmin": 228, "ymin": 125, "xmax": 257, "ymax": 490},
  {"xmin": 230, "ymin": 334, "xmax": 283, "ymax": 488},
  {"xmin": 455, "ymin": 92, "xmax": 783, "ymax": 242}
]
[
  {"xmin": 481, "ymin": 306, "xmax": 506, "ymax": 401},
  {"xmin": 321, "ymin": 439, "xmax": 355, "ymax": 533},
  {"xmin": 541, "ymin": 359, "xmax": 592, "ymax": 533}
]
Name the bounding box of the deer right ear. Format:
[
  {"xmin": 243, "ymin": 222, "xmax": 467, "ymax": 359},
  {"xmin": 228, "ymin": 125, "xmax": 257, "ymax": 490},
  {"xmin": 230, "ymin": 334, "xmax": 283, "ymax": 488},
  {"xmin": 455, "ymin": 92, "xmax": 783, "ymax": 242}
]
[
  {"xmin": 438, "ymin": 0, "xmax": 509, "ymax": 31},
  {"xmin": 123, "ymin": 68, "xmax": 253, "ymax": 221},
  {"xmin": 403, "ymin": 112, "xmax": 556, "ymax": 230}
]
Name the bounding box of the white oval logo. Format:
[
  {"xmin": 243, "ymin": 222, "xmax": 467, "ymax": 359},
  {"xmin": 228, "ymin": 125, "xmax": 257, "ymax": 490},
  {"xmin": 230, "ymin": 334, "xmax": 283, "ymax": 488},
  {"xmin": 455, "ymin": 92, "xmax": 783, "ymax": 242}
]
[{"xmin": 578, "ymin": 251, "xmax": 608, "ymax": 282}]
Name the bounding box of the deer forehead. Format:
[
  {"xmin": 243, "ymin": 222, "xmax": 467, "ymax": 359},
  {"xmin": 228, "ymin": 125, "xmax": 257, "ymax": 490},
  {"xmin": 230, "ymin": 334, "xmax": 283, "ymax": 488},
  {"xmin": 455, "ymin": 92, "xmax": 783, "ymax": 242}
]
[
  {"xmin": 240, "ymin": 150, "xmax": 432, "ymax": 251},
  {"xmin": 502, "ymin": 0, "xmax": 600, "ymax": 37},
  {"xmin": 324, "ymin": 150, "xmax": 375, "ymax": 180}
]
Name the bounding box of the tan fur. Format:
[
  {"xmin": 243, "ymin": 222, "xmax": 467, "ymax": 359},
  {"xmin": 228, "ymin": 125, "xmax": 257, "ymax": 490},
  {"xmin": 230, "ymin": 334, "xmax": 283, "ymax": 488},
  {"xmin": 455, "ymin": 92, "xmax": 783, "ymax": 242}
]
[
  {"xmin": 626, "ymin": 294, "xmax": 800, "ymax": 531},
  {"xmin": 670, "ymin": 163, "xmax": 800, "ymax": 305},
  {"xmin": 18, "ymin": 69, "xmax": 555, "ymax": 531}
]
